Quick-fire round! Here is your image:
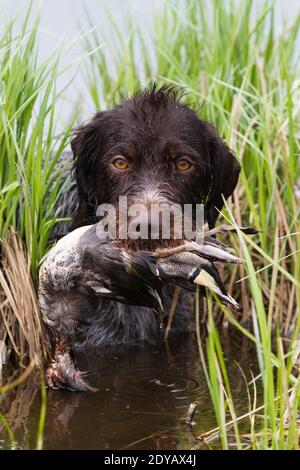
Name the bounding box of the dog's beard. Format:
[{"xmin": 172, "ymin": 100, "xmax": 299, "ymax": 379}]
[
  {"xmin": 97, "ymin": 199, "xmax": 199, "ymax": 252},
  {"xmin": 117, "ymin": 237, "xmax": 183, "ymax": 252}
]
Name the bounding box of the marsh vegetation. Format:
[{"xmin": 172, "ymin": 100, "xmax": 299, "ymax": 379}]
[{"xmin": 0, "ymin": 0, "xmax": 300, "ymax": 449}]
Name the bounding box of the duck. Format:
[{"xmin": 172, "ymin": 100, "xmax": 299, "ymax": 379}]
[
  {"xmin": 39, "ymin": 224, "xmax": 164, "ymax": 391},
  {"xmin": 39, "ymin": 222, "xmax": 258, "ymax": 391}
]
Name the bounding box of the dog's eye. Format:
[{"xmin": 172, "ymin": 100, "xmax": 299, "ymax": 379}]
[
  {"xmin": 111, "ymin": 157, "xmax": 129, "ymax": 171},
  {"xmin": 175, "ymin": 158, "xmax": 192, "ymax": 172}
]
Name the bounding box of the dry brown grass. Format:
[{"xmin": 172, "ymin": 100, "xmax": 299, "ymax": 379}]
[{"xmin": 0, "ymin": 229, "xmax": 49, "ymax": 367}]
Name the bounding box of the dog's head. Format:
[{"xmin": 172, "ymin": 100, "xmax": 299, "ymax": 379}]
[{"xmin": 71, "ymin": 85, "xmax": 240, "ymax": 239}]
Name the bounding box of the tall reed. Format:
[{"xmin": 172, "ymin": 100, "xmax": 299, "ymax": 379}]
[
  {"xmin": 0, "ymin": 7, "xmax": 74, "ymax": 276},
  {"xmin": 0, "ymin": 9, "xmax": 75, "ymax": 365},
  {"xmin": 1, "ymin": 0, "xmax": 299, "ymax": 449}
]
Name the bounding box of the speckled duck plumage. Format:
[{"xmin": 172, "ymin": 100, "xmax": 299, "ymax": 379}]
[{"xmin": 39, "ymin": 223, "xmax": 258, "ymax": 391}]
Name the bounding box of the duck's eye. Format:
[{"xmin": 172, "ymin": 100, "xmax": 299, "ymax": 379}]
[
  {"xmin": 111, "ymin": 157, "xmax": 129, "ymax": 171},
  {"xmin": 175, "ymin": 158, "xmax": 192, "ymax": 172}
]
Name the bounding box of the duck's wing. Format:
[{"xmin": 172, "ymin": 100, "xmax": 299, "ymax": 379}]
[
  {"xmin": 187, "ymin": 242, "xmax": 244, "ymax": 264},
  {"xmin": 81, "ymin": 279, "xmax": 124, "ymax": 301},
  {"xmin": 81, "ymin": 251, "xmax": 164, "ymax": 314},
  {"xmin": 202, "ymin": 225, "xmax": 260, "ymax": 253},
  {"xmin": 203, "ymin": 235, "xmax": 233, "ymax": 251},
  {"xmin": 205, "ymin": 224, "xmax": 260, "ymax": 238},
  {"xmin": 163, "ymin": 241, "xmax": 244, "ymax": 264},
  {"xmin": 126, "ymin": 252, "xmax": 160, "ymax": 280},
  {"xmin": 156, "ymin": 241, "xmax": 242, "ymax": 264}
]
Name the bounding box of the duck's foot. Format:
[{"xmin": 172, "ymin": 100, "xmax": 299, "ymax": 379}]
[{"xmin": 46, "ymin": 340, "xmax": 97, "ymax": 392}]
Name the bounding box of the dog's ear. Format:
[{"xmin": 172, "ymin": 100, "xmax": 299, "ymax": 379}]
[
  {"xmin": 205, "ymin": 123, "xmax": 240, "ymax": 228},
  {"xmin": 70, "ymin": 112, "xmax": 107, "ymax": 230}
]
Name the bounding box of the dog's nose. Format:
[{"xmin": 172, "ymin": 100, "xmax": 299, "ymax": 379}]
[{"xmin": 119, "ymin": 185, "xmax": 177, "ymax": 241}]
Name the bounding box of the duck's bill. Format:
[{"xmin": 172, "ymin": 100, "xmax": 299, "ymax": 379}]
[
  {"xmin": 193, "ymin": 271, "xmax": 239, "ymax": 309},
  {"xmin": 193, "ymin": 269, "xmax": 218, "ymax": 291}
]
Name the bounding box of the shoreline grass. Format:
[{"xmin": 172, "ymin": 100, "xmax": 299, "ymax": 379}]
[{"xmin": 0, "ymin": 0, "xmax": 299, "ymax": 450}]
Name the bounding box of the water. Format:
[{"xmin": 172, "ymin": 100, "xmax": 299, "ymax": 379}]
[{"xmin": 0, "ymin": 329, "xmax": 260, "ymax": 450}]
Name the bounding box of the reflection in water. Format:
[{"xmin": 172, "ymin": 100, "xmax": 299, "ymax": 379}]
[{"xmin": 0, "ymin": 330, "xmax": 260, "ymax": 450}]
